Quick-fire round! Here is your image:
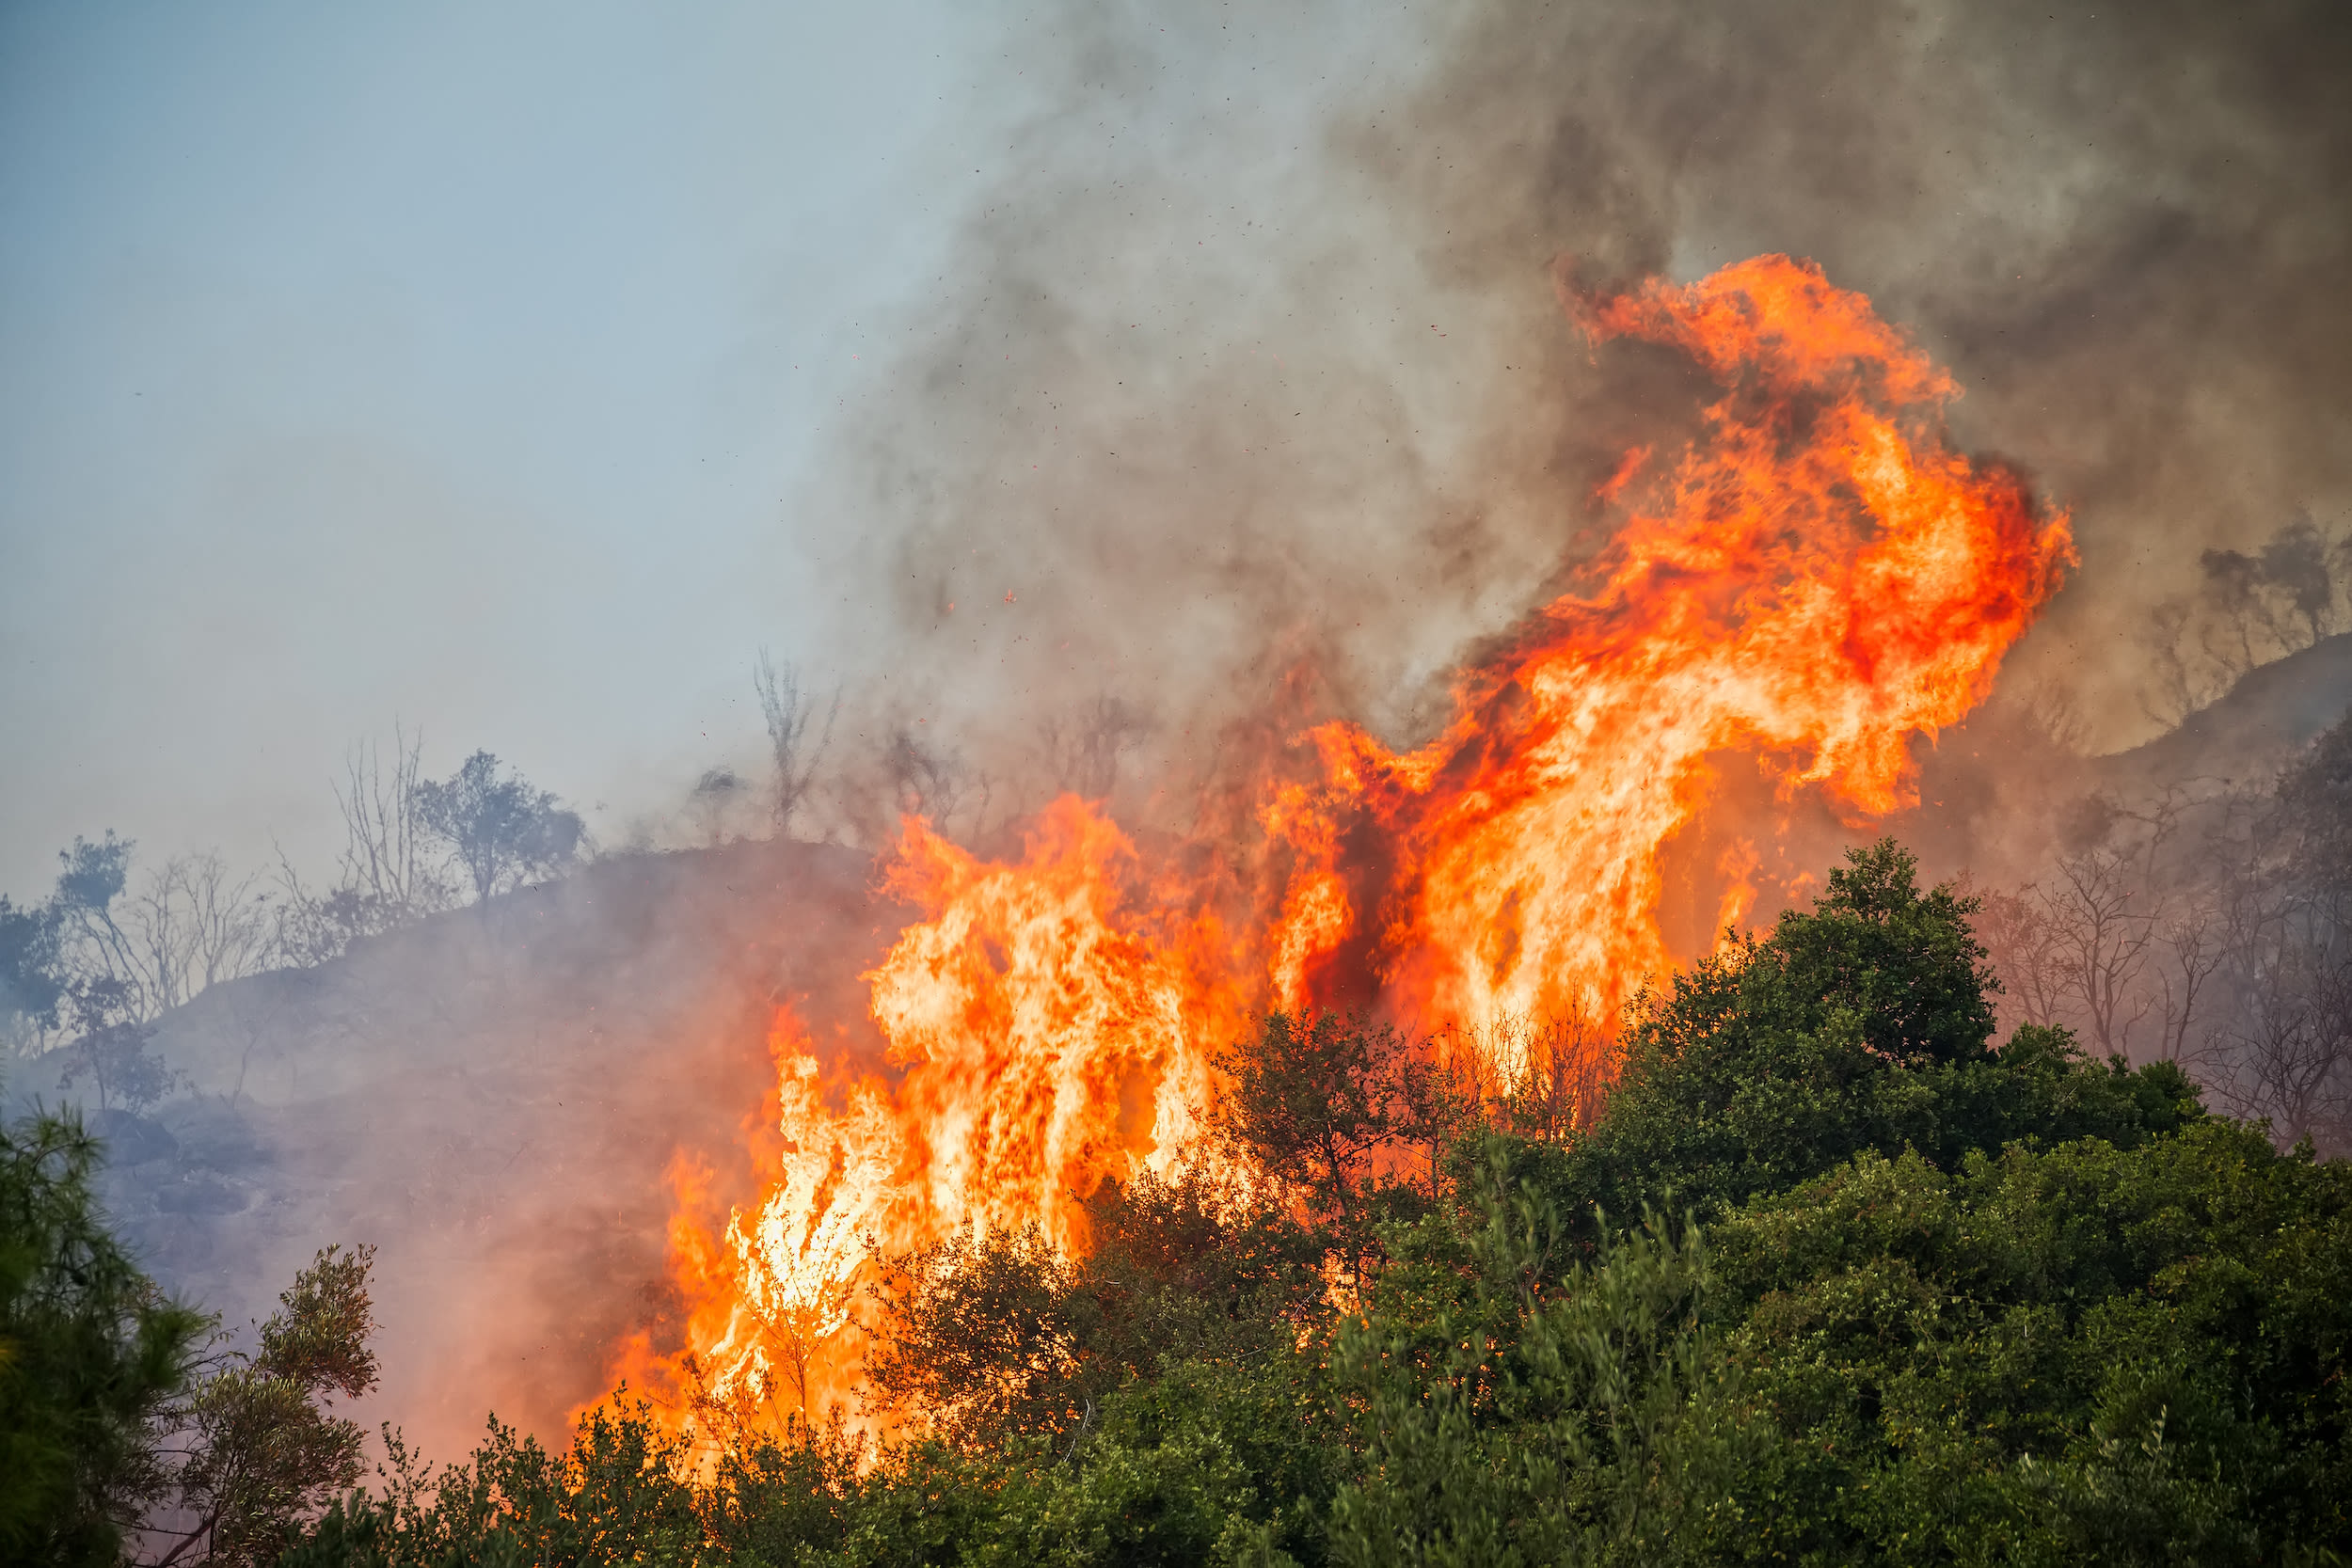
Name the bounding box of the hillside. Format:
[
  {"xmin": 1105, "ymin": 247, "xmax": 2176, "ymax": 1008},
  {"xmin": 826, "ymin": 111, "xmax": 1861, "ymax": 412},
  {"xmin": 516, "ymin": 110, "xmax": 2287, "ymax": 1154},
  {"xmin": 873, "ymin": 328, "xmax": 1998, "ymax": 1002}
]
[
  {"xmin": 2097, "ymin": 631, "xmax": 2352, "ymax": 789},
  {"xmin": 8, "ymin": 838, "xmax": 899, "ymax": 1459}
]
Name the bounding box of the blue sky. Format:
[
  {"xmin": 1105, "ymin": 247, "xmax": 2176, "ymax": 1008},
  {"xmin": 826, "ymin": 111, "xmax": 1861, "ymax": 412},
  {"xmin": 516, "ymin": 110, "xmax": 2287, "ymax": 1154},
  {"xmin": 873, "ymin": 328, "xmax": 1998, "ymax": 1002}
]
[{"xmin": 0, "ymin": 1, "xmax": 1000, "ymax": 893}]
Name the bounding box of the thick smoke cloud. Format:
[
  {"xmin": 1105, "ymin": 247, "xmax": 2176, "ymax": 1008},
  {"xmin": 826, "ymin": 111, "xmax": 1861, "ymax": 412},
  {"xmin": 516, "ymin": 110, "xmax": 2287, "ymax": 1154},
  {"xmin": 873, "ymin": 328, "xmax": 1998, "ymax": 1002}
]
[{"xmin": 806, "ymin": 0, "xmax": 2352, "ymax": 792}]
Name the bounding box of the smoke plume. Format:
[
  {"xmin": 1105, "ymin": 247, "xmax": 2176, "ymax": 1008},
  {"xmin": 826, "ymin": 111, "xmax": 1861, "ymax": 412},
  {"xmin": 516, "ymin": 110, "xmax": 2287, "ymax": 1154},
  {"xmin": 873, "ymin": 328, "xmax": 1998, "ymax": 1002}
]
[{"xmin": 803, "ymin": 0, "xmax": 2352, "ymax": 794}]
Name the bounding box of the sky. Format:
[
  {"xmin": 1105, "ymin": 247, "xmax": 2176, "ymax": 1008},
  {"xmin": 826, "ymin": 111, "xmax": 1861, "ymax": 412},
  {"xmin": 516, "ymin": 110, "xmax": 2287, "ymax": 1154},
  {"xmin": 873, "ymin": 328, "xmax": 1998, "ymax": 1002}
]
[{"xmin": 0, "ymin": 0, "xmax": 1001, "ymax": 895}]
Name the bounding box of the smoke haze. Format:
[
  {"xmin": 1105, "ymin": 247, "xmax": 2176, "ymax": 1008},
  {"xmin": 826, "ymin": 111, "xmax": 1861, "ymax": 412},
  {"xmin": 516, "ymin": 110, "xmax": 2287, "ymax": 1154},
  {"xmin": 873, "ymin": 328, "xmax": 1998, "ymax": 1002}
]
[{"xmin": 810, "ymin": 0, "xmax": 2352, "ymax": 787}]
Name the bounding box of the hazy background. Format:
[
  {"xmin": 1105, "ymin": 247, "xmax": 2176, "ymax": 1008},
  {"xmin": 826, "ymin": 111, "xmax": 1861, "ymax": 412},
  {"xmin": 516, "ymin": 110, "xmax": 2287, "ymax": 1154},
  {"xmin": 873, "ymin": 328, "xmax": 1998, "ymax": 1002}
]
[{"xmin": 0, "ymin": 0, "xmax": 1002, "ymax": 894}]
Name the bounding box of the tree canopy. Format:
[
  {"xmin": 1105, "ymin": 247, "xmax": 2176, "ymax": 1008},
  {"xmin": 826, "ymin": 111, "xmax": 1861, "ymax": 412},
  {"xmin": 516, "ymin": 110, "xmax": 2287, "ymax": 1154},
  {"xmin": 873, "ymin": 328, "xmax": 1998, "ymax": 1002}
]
[{"xmin": 64, "ymin": 838, "xmax": 2352, "ymax": 1566}]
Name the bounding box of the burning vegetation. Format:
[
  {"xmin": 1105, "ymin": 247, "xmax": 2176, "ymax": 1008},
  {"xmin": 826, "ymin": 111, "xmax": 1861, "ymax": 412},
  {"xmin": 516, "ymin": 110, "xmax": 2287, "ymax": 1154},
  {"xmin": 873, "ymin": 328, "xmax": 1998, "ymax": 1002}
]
[
  {"xmin": 616, "ymin": 255, "xmax": 2082, "ymax": 1441},
  {"xmin": 8, "ymin": 242, "xmax": 2350, "ymax": 1565}
]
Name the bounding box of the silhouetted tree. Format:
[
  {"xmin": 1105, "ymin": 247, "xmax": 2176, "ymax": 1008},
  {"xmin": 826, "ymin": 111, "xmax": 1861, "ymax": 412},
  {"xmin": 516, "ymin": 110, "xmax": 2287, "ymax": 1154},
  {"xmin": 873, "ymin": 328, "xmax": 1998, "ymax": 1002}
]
[
  {"xmin": 754, "ymin": 654, "xmax": 838, "ymax": 837},
  {"xmin": 688, "ymin": 768, "xmax": 746, "ymax": 847},
  {"xmin": 2138, "ymin": 514, "xmax": 2352, "ymax": 725},
  {"xmin": 1036, "ymin": 696, "xmax": 1152, "ymax": 800},
  {"xmin": 415, "ymin": 752, "xmax": 585, "ymax": 905},
  {"xmin": 0, "ymin": 894, "xmax": 64, "ymax": 1054},
  {"xmin": 884, "ymin": 728, "xmax": 981, "ymax": 833},
  {"xmin": 274, "ymin": 728, "xmax": 454, "ymax": 962}
]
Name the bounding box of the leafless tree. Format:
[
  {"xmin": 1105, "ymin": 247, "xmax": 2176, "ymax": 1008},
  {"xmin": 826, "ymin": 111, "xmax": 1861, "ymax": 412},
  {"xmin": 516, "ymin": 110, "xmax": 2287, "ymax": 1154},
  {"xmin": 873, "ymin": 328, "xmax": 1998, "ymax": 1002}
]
[
  {"xmin": 331, "ymin": 727, "xmax": 444, "ymax": 916},
  {"xmin": 128, "ymin": 853, "xmax": 273, "ymax": 1015},
  {"xmin": 273, "ymin": 728, "xmax": 456, "ymax": 963},
  {"xmin": 42, "ymin": 839, "xmax": 267, "ymax": 1028},
  {"xmin": 1497, "ymin": 1011, "xmax": 1616, "ymax": 1141},
  {"xmin": 2138, "ymin": 602, "xmax": 2202, "ymax": 730},
  {"xmin": 1975, "ymin": 884, "xmax": 2067, "ymax": 1033},
  {"xmin": 2150, "ymin": 909, "xmax": 2226, "ymax": 1063},
  {"xmin": 755, "ymin": 653, "xmax": 840, "ymax": 838},
  {"xmin": 2172, "ymin": 726, "xmax": 2352, "ymax": 1149},
  {"xmin": 1410, "ymin": 1010, "xmax": 1615, "ymax": 1157},
  {"xmin": 886, "ymin": 729, "xmax": 978, "ymax": 832},
  {"xmin": 1036, "ymin": 697, "xmax": 1154, "ymax": 800},
  {"xmin": 2038, "ymin": 847, "xmax": 2155, "ymax": 1056},
  {"xmin": 2199, "ymin": 942, "xmax": 2352, "ymax": 1149}
]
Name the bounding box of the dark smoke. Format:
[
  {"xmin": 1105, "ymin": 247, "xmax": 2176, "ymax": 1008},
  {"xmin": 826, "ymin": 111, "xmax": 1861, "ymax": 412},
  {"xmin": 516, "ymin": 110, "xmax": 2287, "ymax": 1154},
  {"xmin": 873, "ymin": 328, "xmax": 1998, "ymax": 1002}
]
[{"xmin": 803, "ymin": 0, "xmax": 2352, "ymax": 801}]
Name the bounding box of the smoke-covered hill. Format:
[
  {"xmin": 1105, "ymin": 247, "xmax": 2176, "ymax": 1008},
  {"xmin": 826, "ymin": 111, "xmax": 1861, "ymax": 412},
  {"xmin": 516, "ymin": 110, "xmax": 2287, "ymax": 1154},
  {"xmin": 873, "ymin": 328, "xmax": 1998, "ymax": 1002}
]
[
  {"xmin": 7, "ymin": 838, "xmax": 899, "ymax": 1460},
  {"xmin": 2096, "ymin": 632, "xmax": 2352, "ymax": 791}
]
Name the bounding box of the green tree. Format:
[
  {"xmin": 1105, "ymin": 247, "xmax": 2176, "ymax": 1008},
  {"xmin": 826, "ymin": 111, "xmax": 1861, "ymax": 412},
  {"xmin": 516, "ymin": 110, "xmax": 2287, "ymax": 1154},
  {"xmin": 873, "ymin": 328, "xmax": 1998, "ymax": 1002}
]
[
  {"xmin": 286, "ymin": 1408, "xmax": 707, "ymax": 1568},
  {"xmin": 415, "ymin": 752, "xmax": 585, "ymax": 905},
  {"xmin": 866, "ymin": 1223, "xmax": 1089, "ymax": 1446},
  {"xmin": 866, "ymin": 1171, "xmax": 1327, "ymax": 1451},
  {"xmin": 0, "ymin": 1103, "xmax": 206, "ymax": 1567},
  {"xmin": 1700, "ymin": 1118, "xmax": 2352, "ymax": 1563},
  {"xmin": 1330, "ymin": 1143, "xmax": 1758, "ymax": 1568},
  {"xmin": 1535, "ymin": 841, "xmax": 2199, "ymax": 1229},
  {"xmin": 1213, "ymin": 1011, "xmax": 1415, "ymax": 1288},
  {"xmin": 153, "ymin": 1244, "xmax": 380, "ymax": 1567}
]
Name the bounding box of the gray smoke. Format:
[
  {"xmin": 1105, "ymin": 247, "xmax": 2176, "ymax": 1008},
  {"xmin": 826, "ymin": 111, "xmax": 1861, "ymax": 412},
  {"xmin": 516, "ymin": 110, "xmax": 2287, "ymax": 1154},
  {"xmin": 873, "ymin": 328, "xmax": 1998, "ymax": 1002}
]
[{"xmin": 801, "ymin": 0, "xmax": 2352, "ymax": 799}]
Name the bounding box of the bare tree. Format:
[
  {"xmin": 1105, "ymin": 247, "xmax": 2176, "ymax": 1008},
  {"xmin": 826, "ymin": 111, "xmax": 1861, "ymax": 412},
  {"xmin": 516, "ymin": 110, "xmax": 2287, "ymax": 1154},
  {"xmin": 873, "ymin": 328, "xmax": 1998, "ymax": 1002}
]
[
  {"xmin": 2037, "ymin": 847, "xmax": 2155, "ymax": 1056},
  {"xmin": 127, "ymin": 853, "xmax": 272, "ymax": 1015},
  {"xmin": 2194, "ymin": 721, "xmax": 2352, "ymax": 1148},
  {"xmin": 330, "ymin": 728, "xmax": 444, "ymax": 918},
  {"xmin": 886, "ymin": 729, "xmax": 977, "ymax": 831},
  {"xmin": 7, "ymin": 833, "xmax": 272, "ymax": 1065},
  {"xmin": 2138, "ymin": 602, "xmax": 2202, "ymax": 729},
  {"xmin": 1975, "ymin": 884, "xmax": 2066, "ymax": 1033},
  {"xmin": 1036, "ymin": 697, "xmax": 1154, "ymax": 800},
  {"xmin": 2150, "ymin": 909, "xmax": 2226, "ymax": 1063},
  {"xmin": 1495, "ymin": 1011, "xmax": 1616, "ymax": 1141},
  {"xmin": 754, "ymin": 653, "xmax": 840, "ymax": 838},
  {"xmin": 273, "ymin": 729, "xmax": 455, "ymax": 964},
  {"xmin": 2200, "ymin": 942, "xmax": 2352, "ymax": 1149}
]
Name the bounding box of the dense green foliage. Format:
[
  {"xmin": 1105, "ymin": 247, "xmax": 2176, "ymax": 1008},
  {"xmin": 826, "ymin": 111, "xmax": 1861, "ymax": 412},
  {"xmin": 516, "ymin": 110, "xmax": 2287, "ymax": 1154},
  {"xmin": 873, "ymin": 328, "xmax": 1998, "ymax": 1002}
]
[
  {"xmin": 248, "ymin": 843, "xmax": 2352, "ymax": 1562},
  {"xmin": 164, "ymin": 1244, "xmax": 382, "ymax": 1566},
  {"xmin": 0, "ymin": 1105, "xmax": 208, "ymax": 1567},
  {"xmin": 0, "ymin": 1097, "xmax": 382, "ymax": 1567}
]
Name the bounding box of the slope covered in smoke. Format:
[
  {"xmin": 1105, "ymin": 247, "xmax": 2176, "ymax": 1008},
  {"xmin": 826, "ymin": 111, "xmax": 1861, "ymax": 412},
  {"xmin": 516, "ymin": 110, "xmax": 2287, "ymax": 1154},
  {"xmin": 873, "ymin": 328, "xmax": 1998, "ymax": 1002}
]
[
  {"xmin": 2097, "ymin": 632, "xmax": 2352, "ymax": 792},
  {"xmin": 7, "ymin": 840, "xmax": 899, "ymax": 1459}
]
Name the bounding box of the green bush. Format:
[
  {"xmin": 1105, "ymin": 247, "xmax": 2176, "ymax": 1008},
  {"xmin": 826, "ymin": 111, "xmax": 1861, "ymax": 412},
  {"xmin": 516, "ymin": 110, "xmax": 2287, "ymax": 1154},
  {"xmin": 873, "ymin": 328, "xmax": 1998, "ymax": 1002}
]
[{"xmin": 275, "ymin": 841, "xmax": 2349, "ymax": 1567}]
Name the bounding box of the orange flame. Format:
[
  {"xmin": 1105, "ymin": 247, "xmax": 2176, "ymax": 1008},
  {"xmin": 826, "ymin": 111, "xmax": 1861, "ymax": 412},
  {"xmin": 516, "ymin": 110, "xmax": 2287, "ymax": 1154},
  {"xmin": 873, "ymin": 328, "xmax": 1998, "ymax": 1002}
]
[
  {"xmin": 1267, "ymin": 254, "xmax": 2074, "ymax": 1029},
  {"xmin": 608, "ymin": 254, "xmax": 2074, "ymax": 1434}
]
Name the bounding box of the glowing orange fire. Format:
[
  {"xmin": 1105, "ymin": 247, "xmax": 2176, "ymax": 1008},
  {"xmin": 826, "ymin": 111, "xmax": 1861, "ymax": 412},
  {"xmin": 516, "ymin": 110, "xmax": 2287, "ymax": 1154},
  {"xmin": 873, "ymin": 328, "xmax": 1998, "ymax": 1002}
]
[{"xmin": 611, "ymin": 254, "xmax": 2074, "ymax": 1433}]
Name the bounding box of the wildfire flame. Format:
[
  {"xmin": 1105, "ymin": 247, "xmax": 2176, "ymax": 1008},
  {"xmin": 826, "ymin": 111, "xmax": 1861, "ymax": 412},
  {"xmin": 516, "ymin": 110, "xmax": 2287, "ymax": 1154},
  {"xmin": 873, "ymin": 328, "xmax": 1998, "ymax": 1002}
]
[{"xmin": 610, "ymin": 254, "xmax": 2074, "ymax": 1434}]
